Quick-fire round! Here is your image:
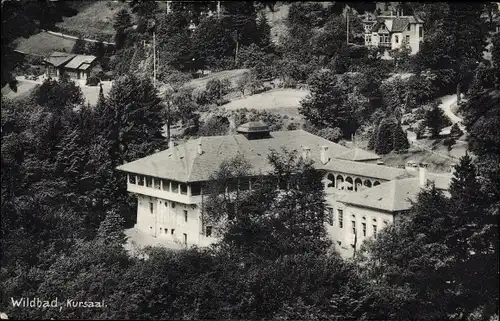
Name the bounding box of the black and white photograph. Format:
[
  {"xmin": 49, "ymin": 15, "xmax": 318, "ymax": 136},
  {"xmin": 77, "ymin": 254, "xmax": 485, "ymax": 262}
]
[{"xmin": 1, "ymin": 0, "xmax": 499, "ymax": 320}]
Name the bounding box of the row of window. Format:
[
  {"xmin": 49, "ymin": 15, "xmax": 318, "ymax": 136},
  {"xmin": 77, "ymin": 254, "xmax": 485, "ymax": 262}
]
[
  {"xmin": 326, "ymin": 208, "xmax": 389, "ymax": 239},
  {"xmin": 149, "ymin": 201, "xmax": 188, "ymax": 222},
  {"xmin": 156, "ymin": 225, "xmax": 212, "ymax": 238},
  {"xmin": 365, "ymin": 34, "xmax": 417, "ymax": 45},
  {"xmin": 153, "ymin": 226, "xmax": 213, "ymax": 243},
  {"xmin": 147, "ymin": 200, "xmax": 213, "ymax": 237},
  {"xmin": 326, "ymin": 174, "xmax": 381, "ymax": 192},
  {"xmin": 129, "ymin": 174, "xmax": 202, "ymax": 196},
  {"xmin": 395, "ymin": 35, "xmax": 411, "ymax": 44}
]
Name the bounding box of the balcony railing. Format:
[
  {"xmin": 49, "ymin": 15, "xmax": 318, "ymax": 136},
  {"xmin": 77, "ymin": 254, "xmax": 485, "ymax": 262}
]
[{"xmin": 127, "ymin": 182, "xmax": 202, "ymax": 204}]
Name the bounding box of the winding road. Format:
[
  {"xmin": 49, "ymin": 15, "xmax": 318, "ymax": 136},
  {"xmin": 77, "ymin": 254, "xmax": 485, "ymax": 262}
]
[{"xmin": 438, "ymin": 94, "xmax": 467, "ymax": 133}]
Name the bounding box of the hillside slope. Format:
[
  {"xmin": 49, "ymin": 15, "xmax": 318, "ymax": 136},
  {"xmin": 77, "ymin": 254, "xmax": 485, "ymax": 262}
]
[
  {"xmin": 14, "ymin": 31, "xmax": 76, "ymax": 56},
  {"xmin": 55, "ymin": 1, "xmax": 128, "ymax": 41}
]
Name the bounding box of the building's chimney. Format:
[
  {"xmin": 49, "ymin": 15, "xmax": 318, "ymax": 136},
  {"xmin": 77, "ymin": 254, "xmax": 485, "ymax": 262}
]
[
  {"xmin": 168, "ymin": 140, "xmax": 176, "ymax": 158},
  {"xmin": 302, "ymin": 146, "xmax": 311, "ymax": 160},
  {"xmin": 450, "ymin": 163, "xmax": 457, "ymax": 175},
  {"xmin": 320, "ymin": 146, "xmax": 329, "ymax": 164},
  {"xmin": 197, "ymin": 142, "xmax": 203, "ymax": 155},
  {"xmin": 419, "ymin": 166, "xmax": 428, "ymax": 188},
  {"xmin": 228, "ymin": 116, "xmax": 236, "ymax": 134}
]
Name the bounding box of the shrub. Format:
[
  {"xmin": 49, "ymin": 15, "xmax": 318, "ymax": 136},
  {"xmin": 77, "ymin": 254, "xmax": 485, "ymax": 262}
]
[
  {"xmin": 205, "ymin": 78, "xmax": 231, "ymax": 105},
  {"xmin": 236, "ymin": 70, "xmax": 263, "ymax": 96},
  {"xmin": 316, "ymin": 127, "xmax": 343, "ymax": 143},
  {"xmin": 443, "ymin": 137, "xmax": 456, "ymax": 151},
  {"xmin": 415, "ymin": 121, "xmax": 427, "ymax": 139},
  {"xmin": 159, "ymin": 68, "xmax": 192, "ymax": 87},
  {"xmin": 86, "ymin": 76, "xmax": 100, "ymax": 86},
  {"xmin": 192, "ymin": 87, "xmax": 209, "ymax": 106},
  {"xmin": 198, "ymin": 116, "xmax": 229, "ymax": 136}
]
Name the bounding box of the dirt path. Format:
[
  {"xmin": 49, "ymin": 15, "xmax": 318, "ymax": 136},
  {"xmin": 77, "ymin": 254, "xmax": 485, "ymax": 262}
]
[{"xmin": 438, "ymin": 94, "xmax": 467, "ymax": 132}]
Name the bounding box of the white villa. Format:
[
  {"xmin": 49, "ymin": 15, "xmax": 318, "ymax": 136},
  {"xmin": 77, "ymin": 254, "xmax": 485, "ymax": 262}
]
[
  {"xmin": 117, "ymin": 122, "xmax": 452, "ymax": 257},
  {"xmin": 362, "ymin": 10, "xmax": 424, "ymax": 56}
]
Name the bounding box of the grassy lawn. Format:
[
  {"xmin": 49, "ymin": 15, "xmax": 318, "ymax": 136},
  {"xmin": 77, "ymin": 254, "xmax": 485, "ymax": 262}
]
[
  {"xmin": 1, "ymin": 81, "xmax": 39, "ymax": 100},
  {"xmin": 14, "ymin": 31, "xmax": 76, "ymax": 56},
  {"xmin": 2, "ymin": 78, "xmax": 113, "ymax": 107},
  {"xmin": 80, "ymin": 81, "xmax": 113, "ymax": 106},
  {"xmin": 186, "ymin": 69, "xmax": 250, "ymax": 89},
  {"xmin": 221, "ymin": 88, "xmax": 309, "ymax": 115},
  {"xmin": 56, "ymin": 1, "xmax": 128, "ymax": 40}
]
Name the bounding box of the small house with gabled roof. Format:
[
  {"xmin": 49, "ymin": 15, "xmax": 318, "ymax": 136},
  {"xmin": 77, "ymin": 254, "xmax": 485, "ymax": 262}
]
[{"xmin": 43, "ymin": 51, "xmax": 100, "ymax": 80}]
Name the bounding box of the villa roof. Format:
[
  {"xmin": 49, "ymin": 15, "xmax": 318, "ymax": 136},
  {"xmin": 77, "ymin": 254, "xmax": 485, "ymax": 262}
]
[
  {"xmin": 64, "ymin": 55, "xmax": 96, "ymax": 69},
  {"xmin": 117, "ymin": 129, "xmax": 403, "ymax": 182},
  {"xmin": 336, "ymin": 148, "xmax": 381, "ymax": 162},
  {"xmin": 370, "ymin": 16, "xmax": 423, "ymax": 33},
  {"xmin": 44, "ymin": 52, "xmax": 76, "ymax": 67},
  {"xmin": 391, "ymin": 17, "xmax": 409, "ymax": 32},
  {"xmin": 339, "ymin": 174, "xmax": 452, "ymax": 212}
]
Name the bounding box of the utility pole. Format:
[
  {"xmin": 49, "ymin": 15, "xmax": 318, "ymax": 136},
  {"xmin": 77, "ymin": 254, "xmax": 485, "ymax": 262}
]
[
  {"xmin": 153, "ymin": 30, "xmax": 156, "ymax": 88},
  {"xmin": 346, "ymin": 5, "xmax": 350, "ymax": 45},
  {"xmin": 148, "ymin": 18, "xmax": 157, "ymax": 88}
]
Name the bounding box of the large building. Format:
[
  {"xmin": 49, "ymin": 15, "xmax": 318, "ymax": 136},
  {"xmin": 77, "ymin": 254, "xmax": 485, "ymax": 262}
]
[
  {"xmin": 117, "ymin": 122, "xmax": 452, "ymax": 257},
  {"xmin": 362, "ymin": 11, "xmax": 424, "ymax": 56}
]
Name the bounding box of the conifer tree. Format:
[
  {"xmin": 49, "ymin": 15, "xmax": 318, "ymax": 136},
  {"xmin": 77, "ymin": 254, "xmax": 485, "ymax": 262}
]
[
  {"xmin": 424, "ymin": 101, "xmax": 451, "ymax": 138},
  {"xmin": 374, "ymin": 118, "xmax": 396, "ymax": 155},
  {"xmin": 392, "ymin": 121, "xmax": 409, "ymax": 152},
  {"xmin": 256, "ymin": 11, "xmax": 272, "ymax": 52},
  {"xmin": 359, "ymin": 185, "xmax": 454, "ymax": 320},
  {"xmin": 492, "ymin": 32, "xmax": 500, "ymax": 89},
  {"xmin": 113, "ymin": 8, "xmax": 132, "ymax": 32},
  {"xmin": 72, "ymin": 37, "xmax": 87, "ymax": 54},
  {"xmin": 104, "ymin": 74, "xmax": 163, "ymax": 164},
  {"xmin": 449, "ymin": 123, "xmax": 463, "ymax": 138},
  {"xmin": 97, "ymin": 209, "xmax": 127, "ymax": 246}
]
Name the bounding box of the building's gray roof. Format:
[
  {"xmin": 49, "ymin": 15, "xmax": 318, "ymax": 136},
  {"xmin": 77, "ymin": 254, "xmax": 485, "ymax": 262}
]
[
  {"xmin": 78, "ymin": 62, "xmax": 92, "ymax": 71},
  {"xmin": 44, "ymin": 52, "xmax": 76, "ymax": 67},
  {"xmin": 64, "ymin": 55, "xmax": 96, "ymax": 69},
  {"xmin": 116, "ymin": 130, "xmax": 397, "ymax": 182},
  {"xmin": 339, "ymin": 174, "xmax": 452, "ymax": 212},
  {"xmin": 336, "ymin": 148, "xmax": 381, "ymax": 162},
  {"xmin": 370, "ymin": 16, "xmax": 423, "ymax": 33},
  {"xmin": 318, "ymin": 158, "xmax": 411, "ymax": 181},
  {"xmin": 391, "ymin": 17, "xmax": 409, "ymax": 32}
]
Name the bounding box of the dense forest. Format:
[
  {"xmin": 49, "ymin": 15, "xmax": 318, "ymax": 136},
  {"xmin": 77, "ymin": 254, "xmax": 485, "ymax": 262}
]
[{"xmin": 1, "ymin": 1, "xmax": 499, "ymax": 320}]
